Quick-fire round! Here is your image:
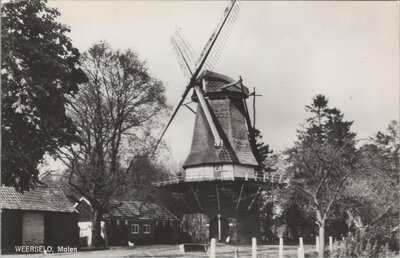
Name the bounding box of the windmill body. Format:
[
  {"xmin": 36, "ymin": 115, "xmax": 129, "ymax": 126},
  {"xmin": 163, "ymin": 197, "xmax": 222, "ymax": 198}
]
[
  {"xmin": 154, "ymin": 0, "xmax": 282, "ymax": 244},
  {"xmin": 184, "ymin": 70, "xmax": 258, "ymax": 181},
  {"xmin": 157, "ymin": 70, "xmax": 269, "ymax": 244}
]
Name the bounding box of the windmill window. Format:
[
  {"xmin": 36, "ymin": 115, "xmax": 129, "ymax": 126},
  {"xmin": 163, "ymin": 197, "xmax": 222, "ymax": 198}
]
[
  {"xmin": 144, "ymin": 224, "xmax": 151, "ymax": 234},
  {"xmin": 131, "ymin": 224, "xmax": 139, "ymax": 234},
  {"xmin": 214, "ymin": 165, "xmax": 222, "ymax": 172}
]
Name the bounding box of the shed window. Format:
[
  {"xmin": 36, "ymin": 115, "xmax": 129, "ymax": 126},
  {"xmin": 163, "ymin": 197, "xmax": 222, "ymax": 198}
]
[
  {"xmin": 131, "ymin": 224, "xmax": 139, "ymax": 234},
  {"xmin": 214, "ymin": 165, "xmax": 222, "ymax": 172},
  {"xmin": 143, "ymin": 224, "xmax": 150, "ymax": 234}
]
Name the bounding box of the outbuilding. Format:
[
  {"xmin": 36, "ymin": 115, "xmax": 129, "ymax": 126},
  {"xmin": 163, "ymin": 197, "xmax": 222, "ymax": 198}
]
[
  {"xmin": 0, "ymin": 186, "xmax": 79, "ymax": 253},
  {"xmin": 104, "ymin": 201, "xmax": 180, "ymax": 245}
]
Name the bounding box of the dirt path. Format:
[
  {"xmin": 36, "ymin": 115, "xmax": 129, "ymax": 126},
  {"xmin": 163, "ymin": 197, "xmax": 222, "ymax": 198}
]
[{"xmin": 2, "ymin": 244, "xmax": 317, "ymax": 258}]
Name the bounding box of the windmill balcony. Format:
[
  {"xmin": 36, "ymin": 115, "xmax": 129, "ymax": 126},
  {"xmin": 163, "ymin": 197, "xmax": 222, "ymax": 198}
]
[
  {"xmin": 183, "ymin": 164, "xmax": 257, "ymax": 181},
  {"xmin": 154, "ymin": 172, "xmax": 288, "ymax": 187},
  {"xmin": 154, "ymin": 171, "xmax": 288, "ymax": 186}
]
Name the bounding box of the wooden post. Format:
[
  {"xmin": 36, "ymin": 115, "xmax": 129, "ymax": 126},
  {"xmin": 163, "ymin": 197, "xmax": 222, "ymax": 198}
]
[
  {"xmin": 210, "ymin": 238, "xmax": 216, "ymax": 258},
  {"xmin": 316, "ymin": 236, "xmax": 319, "ymax": 252},
  {"xmin": 329, "ymin": 236, "xmax": 333, "ymax": 257},
  {"xmin": 298, "ymin": 237, "xmax": 304, "ymax": 258},
  {"xmin": 234, "ymin": 248, "xmax": 239, "ymax": 258},
  {"xmin": 385, "ymin": 242, "xmax": 389, "ymax": 258},
  {"xmin": 218, "ymin": 214, "xmax": 221, "ymax": 241},
  {"xmin": 252, "ymin": 237, "xmax": 257, "ymax": 258},
  {"xmin": 279, "ymin": 237, "xmax": 283, "ymax": 258}
]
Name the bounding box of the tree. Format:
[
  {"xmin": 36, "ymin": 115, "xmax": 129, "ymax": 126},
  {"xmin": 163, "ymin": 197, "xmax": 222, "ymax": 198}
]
[
  {"xmin": 251, "ymin": 128, "xmax": 273, "ymax": 168},
  {"xmin": 58, "ymin": 42, "xmax": 168, "ymax": 247},
  {"xmin": 286, "ymin": 95, "xmax": 359, "ymax": 257},
  {"xmin": 1, "ymin": 0, "xmax": 87, "ymax": 191},
  {"xmin": 344, "ymin": 120, "xmax": 399, "ymax": 250}
]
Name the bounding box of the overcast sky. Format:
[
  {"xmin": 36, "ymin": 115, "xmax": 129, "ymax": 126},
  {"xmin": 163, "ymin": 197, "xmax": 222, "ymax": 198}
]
[{"xmin": 49, "ymin": 1, "xmax": 399, "ymax": 165}]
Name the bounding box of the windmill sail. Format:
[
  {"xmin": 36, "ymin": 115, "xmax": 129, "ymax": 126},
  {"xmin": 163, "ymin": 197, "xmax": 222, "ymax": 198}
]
[
  {"xmin": 171, "ymin": 36, "xmax": 194, "ymax": 78},
  {"xmin": 153, "ymin": 0, "xmax": 240, "ymax": 153},
  {"xmin": 173, "ymin": 29, "xmax": 198, "ymax": 73},
  {"xmin": 196, "ymin": 0, "xmax": 240, "ymax": 72}
]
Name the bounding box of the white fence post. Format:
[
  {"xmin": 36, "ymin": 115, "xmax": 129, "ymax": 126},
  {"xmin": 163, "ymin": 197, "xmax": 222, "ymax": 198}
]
[
  {"xmin": 298, "ymin": 237, "xmax": 304, "ymax": 258},
  {"xmin": 329, "ymin": 236, "xmax": 333, "ymax": 257},
  {"xmin": 252, "ymin": 237, "xmax": 257, "ymax": 258},
  {"xmin": 279, "ymin": 237, "xmax": 284, "ymax": 258},
  {"xmin": 210, "ymin": 238, "xmax": 216, "ymax": 258},
  {"xmin": 316, "ymin": 236, "xmax": 319, "ymax": 252}
]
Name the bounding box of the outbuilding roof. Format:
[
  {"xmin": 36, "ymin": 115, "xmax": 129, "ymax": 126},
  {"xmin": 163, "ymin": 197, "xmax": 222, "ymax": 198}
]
[
  {"xmin": 0, "ymin": 186, "xmax": 77, "ymax": 213},
  {"xmin": 104, "ymin": 201, "xmax": 179, "ymax": 221}
]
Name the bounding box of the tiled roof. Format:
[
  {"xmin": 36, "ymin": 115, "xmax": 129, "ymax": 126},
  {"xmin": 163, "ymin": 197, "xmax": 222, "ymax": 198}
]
[
  {"xmin": 104, "ymin": 201, "xmax": 179, "ymax": 221},
  {"xmin": 0, "ymin": 186, "xmax": 77, "ymax": 213}
]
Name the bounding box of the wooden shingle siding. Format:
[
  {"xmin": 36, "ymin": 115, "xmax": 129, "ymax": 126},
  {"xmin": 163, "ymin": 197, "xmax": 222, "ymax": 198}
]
[{"xmin": 183, "ymin": 71, "xmax": 258, "ymax": 169}]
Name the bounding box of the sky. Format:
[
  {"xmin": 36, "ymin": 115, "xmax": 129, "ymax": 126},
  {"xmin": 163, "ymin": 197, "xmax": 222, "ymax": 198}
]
[{"xmin": 48, "ymin": 0, "xmax": 399, "ymax": 166}]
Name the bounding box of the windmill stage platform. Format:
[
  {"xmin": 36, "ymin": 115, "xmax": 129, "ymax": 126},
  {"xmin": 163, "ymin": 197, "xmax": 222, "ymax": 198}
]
[{"xmin": 156, "ymin": 173, "xmax": 287, "ymax": 244}]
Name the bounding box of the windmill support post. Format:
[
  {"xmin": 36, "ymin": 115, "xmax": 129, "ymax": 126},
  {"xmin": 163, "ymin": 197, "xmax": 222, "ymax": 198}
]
[
  {"xmin": 236, "ymin": 183, "xmax": 245, "ymax": 210},
  {"xmin": 190, "ymin": 185, "xmax": 203, "ymax": 211},
  {"xmin": 247, "ymin": 187, "xmax": 261, "ymax": 210},
  {"xmin": 216, "ymin": 184, "xmax": 221, "ymax": 211}
]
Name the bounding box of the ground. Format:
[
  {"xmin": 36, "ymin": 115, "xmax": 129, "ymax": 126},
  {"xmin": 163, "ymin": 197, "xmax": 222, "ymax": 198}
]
[{"xmin": 3, "ymin": 244, "xmax": 317, "ymax": 257}]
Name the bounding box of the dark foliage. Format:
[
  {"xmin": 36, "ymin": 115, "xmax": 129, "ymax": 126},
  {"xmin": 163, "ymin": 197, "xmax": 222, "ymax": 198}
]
[
  {"xmin": 251, "ymin": 128, "xmax": 273, "ymax": 167},
  {"xmin": 1, "ymin": 0, "xmax": 86, "ymax": 191}
]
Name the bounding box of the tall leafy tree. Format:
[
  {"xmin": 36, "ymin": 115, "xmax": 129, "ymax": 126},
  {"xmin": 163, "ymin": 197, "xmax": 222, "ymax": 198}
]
[
  {"xmin": 1, "ymin": 0, "xmax": 87, "ymax": 191},
  {"xmin": 286, "ymin": 95, "xmax": 359, "ymax": 257},
  {"xmin": 58, "ymin": 42, "xmax": 168, "ymax": 247},
  {"xmin": 345, "ymin": 121, "xmax": 399, "ymax": 248}
]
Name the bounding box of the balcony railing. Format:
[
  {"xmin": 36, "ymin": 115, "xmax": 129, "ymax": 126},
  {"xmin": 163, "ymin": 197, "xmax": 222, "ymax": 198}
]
[{"xmin": 154, "ymin": 172, "xmax": 288, "ymax": 186}]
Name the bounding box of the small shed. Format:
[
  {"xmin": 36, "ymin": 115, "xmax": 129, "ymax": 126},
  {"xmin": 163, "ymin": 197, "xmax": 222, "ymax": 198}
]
[
  {"xmin": 0, "ymin": 186, "xmax": 79, "ymax": 253},
  {"xmin": 104, "ymin": 201, "xmax": 180, "ymax": 245}
]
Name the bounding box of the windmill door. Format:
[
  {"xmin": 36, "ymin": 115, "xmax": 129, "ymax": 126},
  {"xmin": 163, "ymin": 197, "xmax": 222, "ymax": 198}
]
[{"xmin": 209, "ymin": 216, "xmax": 229, "ymax": 242}]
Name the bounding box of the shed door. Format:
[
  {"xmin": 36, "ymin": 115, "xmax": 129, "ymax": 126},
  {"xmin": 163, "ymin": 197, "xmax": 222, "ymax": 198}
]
[{"xmin": 22, "ymin": 212, "xmax": 45, "ymax": 245}]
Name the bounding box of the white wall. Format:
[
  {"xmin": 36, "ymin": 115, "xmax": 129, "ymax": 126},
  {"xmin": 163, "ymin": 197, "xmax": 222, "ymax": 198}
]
[
  {"xmin": 78, "ymin": 221, "xmax": 106, "ymax": 247},
  {"xmin": 185, "ymin": 164, "xmax": 255, "ymax": 180}
]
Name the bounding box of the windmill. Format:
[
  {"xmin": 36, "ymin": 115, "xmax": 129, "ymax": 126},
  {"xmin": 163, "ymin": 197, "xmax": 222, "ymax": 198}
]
[{"xmin": 155, "ymin": 0, "xmax": 282, "ymax": 244}]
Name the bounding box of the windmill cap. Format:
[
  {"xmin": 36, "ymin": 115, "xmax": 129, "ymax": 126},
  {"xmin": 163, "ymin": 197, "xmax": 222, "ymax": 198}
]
[{"xmin": 196, "ymin": 70, "xmax": 250, "ymax": 98}]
